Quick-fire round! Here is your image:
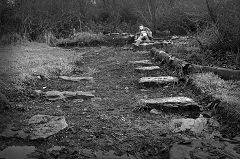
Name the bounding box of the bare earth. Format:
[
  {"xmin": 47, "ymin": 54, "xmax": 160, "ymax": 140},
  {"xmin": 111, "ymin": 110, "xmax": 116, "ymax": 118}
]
[{"xmin": 0, "ymin": 43, "xmax": 239, "ymax": 159}]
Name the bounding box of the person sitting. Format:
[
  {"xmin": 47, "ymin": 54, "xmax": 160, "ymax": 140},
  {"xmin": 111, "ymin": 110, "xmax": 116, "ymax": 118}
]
[{"xmin": 134, "ymin": 25, "xmax": 153, "ymax": 46}]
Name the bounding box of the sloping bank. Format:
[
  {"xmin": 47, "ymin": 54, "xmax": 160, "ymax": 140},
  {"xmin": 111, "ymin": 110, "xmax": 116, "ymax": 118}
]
[
  {"xmin": 150, "ymin": 48, "xmax": 240, "ymax": 137},
  {"xmin": 55, "ymin": 33, "xmax": 135, "ymax": 48}
]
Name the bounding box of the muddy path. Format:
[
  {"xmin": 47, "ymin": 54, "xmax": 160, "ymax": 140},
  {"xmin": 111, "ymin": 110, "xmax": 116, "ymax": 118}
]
[{"xmin": 0, "ymin": 46, "xmax": 240, "ymax": 159}]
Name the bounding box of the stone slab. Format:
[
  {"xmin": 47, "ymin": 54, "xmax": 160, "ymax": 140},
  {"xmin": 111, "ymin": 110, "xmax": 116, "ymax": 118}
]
[
  {"xmin": 129, "ymin": 60, "xmax": 153, "ymax": 66},
  {"xmin": 44, "ymin": 90, "xmax": 94, "ymax": 101},
  {"xmin": 139, "ymin": 76, "xmax": 178, "ymax": 85},
  {"xmin": 141, "ymin": 97, "xmax": 201, "ymax": 111},
  {"xmin": 59, "ymin": 76, "xmax": 93, "ymax": 82},
  {"xmin": 135, "ymin": 66, "xmax": 160, "ymax": 71}
]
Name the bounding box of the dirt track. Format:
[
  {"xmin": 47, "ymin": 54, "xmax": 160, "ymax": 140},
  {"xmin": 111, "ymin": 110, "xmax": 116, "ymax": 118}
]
[{"xmin": 0, "ymin": 45, "xmax": 239, "ymax": 159}]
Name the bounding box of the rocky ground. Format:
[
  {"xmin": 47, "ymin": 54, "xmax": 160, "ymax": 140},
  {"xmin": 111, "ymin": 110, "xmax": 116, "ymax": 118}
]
[{"xmin": 0, "ymin": 44, "xmax": 240, "ymax": 159}]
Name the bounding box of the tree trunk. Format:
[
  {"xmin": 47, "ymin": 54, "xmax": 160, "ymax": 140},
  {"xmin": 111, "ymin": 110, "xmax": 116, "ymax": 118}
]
[
  {"xmin": 205, "ymin": 0, "xmax": 217, "ymax": 24},
  {"xmin": 150, "ymin": 48, "xmax": 240, "ymax": 80}
]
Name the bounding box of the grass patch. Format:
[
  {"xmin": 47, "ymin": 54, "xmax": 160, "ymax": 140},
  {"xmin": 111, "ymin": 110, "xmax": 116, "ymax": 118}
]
[
  {"xmin": 191, "ymin": 72, "xmax": 240, "ymax": 118},
  {"xmin": 0, "ymin": 42, "xmax": 83, "ymax": 99}
]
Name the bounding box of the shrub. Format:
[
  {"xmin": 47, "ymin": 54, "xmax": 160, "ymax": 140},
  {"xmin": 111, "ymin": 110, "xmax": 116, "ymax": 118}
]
[{"xmin": 72, "ymin": 32, "xmax": 104, "ymax": 43}]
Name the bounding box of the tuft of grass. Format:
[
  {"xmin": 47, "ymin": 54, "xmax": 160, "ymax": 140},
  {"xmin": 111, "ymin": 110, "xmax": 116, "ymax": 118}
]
[{"xmin": 191, "ymin": 72, "xmax": 240, "ymax": 117}]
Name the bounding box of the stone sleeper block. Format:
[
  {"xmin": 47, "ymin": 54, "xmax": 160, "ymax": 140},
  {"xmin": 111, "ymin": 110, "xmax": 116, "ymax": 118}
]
[
  {"xmin": 135, "ymin": 66, "xmax": 160, "ymax": 71},
  {"xmin": 129, "ymin": 60, "xmax": 153, "ymax": 65},
  {"xmin": 59, "ymin": 76, "xmax": 93, "ymax": 82},
  {"xmin": 139, "ymin": 76, "xmax": 178, "ymax": 84},
  {"xmin": 143, "ymin": 97, "xmax": 196, "ymax": 104},
  {"xmin": 140, "ymin": 97, "xmax": 201, "ymax": 112}
]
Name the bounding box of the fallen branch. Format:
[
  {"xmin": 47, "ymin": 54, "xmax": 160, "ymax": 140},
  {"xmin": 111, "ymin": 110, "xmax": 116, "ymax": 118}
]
[{"xmin": 150, "ymin": 48, "xmax": 240, "ymax": 80}]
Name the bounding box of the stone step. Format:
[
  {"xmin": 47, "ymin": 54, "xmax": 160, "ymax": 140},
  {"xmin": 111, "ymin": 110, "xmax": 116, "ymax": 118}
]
[
  {"xmin": 39, "ymin": 90, "xmax": 95, "ymax": 101},
  {"xmin": 140, "ymin": 97, "xmax": 201, "ymax": 111},
  {"xmin": 139, "ymin": 76, "xmax": 178, "ymax": 86},
  {"xmin": 129, "ymin": 60, "xmax": 153, "ymax": 66},
  {"xmin": 135, "ymin": 66, "xmax": 160, "ymax": 72},
  {"xmin": 59, "ymin": 76, "xmax": 93, "ymax": 82}
]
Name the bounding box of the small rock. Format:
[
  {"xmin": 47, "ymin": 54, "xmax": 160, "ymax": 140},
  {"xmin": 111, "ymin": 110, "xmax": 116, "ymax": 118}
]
[
  {"xmin": 45, "ymin": 91, "xmax": 65, "ymax": 101},
  {"xmin": 34, "ymin": 90, "xmax": 42, "ymax": 96},
  {"xmin": 59, "ymin": 76, "xmax": 94, "ymax": 82},
  {"xmin": 141, "ymin": 97, "xmax": 201, "ymax": 111},
  {"xmin": 64, "ymin": 91, "xmax": 94, "ymax": 99},
  {"xmin": 135, "ymin": 66, "xmax": 160, "ymax": 72},
  {"xmin": 129, "ymin": 60, "xmax": 153, "ymax": 66},
  {"xmin": 169, "ymin": 115, "xmax": 208, "ymax": 133}
]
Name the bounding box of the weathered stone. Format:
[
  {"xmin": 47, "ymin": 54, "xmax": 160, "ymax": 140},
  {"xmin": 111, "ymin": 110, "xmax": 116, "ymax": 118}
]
[
  {"xmin": 44, "ymin": 91, "xmax": 94, "ymax": 101},
  {"xmin": 33, "ymin": 90, "xmax": 43, "ymax": 96},
  {"xmin": 28, "ymin": 114, "xmax": 68, "ymax": 140},
  {"xmin": 0, "ymin": 115, "xmax": 68, "ymax": 140},
  {"xmin": 140, "ymin": 97, "xmax": 201, "ymax": 111},
  {"xmin": 45, "ymin": 91, "xmax": 65, "ymax": 101},
  {"xmin": 169, "ymin": 139, "xmax": 240, "ymax": 159},
  {"xmin": 59, "ymin": 76, "xmax": 93, "ymax": 82},
  {"xmin": 0, "ymin": 146, "xmax": 36, "ymax": 159},
  {"xmin": 129, "ymin": 60, "xmax": 153, "ymax": 66},
  {"xmin": 139, "ymin": 76, "xmax": 178, "ymax": 85},
  {"xmin": 64, "ymin": 91, "xmax": 95, "ymax": 99},
  {"xmin": 135, "ymin": 66, "xmax": 160, "ymax": 72},
  {"xmin": 169, "ymin": 115, "xmax": 208, "ymax": 133}
]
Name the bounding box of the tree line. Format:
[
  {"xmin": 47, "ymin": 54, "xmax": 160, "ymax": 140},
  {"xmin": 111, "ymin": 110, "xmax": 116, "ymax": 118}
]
[{"xmin": 0, "ymin": 0, "xmax": 239, "ymax": 51}]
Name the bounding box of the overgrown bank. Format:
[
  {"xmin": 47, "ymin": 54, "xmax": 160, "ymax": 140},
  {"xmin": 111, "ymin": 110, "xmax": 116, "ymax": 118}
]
[{"xmin": 150, "ymin": 47, "xmax": 240, "ymax": 137}]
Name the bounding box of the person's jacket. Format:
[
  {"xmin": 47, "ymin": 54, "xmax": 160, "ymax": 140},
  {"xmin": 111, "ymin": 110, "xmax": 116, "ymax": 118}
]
[{"xmin": 139, "ymin": 27, "xmax": 152, "ymax": 38}]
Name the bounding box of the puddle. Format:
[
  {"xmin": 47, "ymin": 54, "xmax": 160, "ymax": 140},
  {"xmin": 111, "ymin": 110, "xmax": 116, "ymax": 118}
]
[
  {"xmin": 0, "ymin": 146, "xmax": 36, "ymax": 159},
  {"xmin": 95, "ymin": 150, "xmax": 135, "ymax": 159},
  {"xmin": 169, "ymin": 115, "xmax": 219, "ymax": 134}
]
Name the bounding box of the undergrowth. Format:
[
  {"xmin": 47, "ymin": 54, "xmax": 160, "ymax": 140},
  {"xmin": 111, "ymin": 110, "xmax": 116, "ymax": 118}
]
[{"xmin": 191, "ymin": 72, "xmax": 240, "ymax": 119}]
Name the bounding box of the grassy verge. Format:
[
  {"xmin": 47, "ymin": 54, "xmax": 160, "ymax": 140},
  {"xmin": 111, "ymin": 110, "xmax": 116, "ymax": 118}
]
[
  {"xmin": 191, "ymin": 73, "xmax": 240, "ymax": 121},
  {"xmin": 0, "ymin": 42, "xmax": 83, "ymax": 100}
]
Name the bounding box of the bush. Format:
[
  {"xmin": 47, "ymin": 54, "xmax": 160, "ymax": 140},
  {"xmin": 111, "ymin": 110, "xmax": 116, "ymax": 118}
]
[
  {"xmin": 72, "ymin": 32, "xmax": 104, "ymax": 43},
  {"xmin": 0, "ymin": 33, "xmax": 27, "ymax": 45},
  {"xmin": 195, "ymin": 24, "xmax": 222, "ymax": 50}
]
